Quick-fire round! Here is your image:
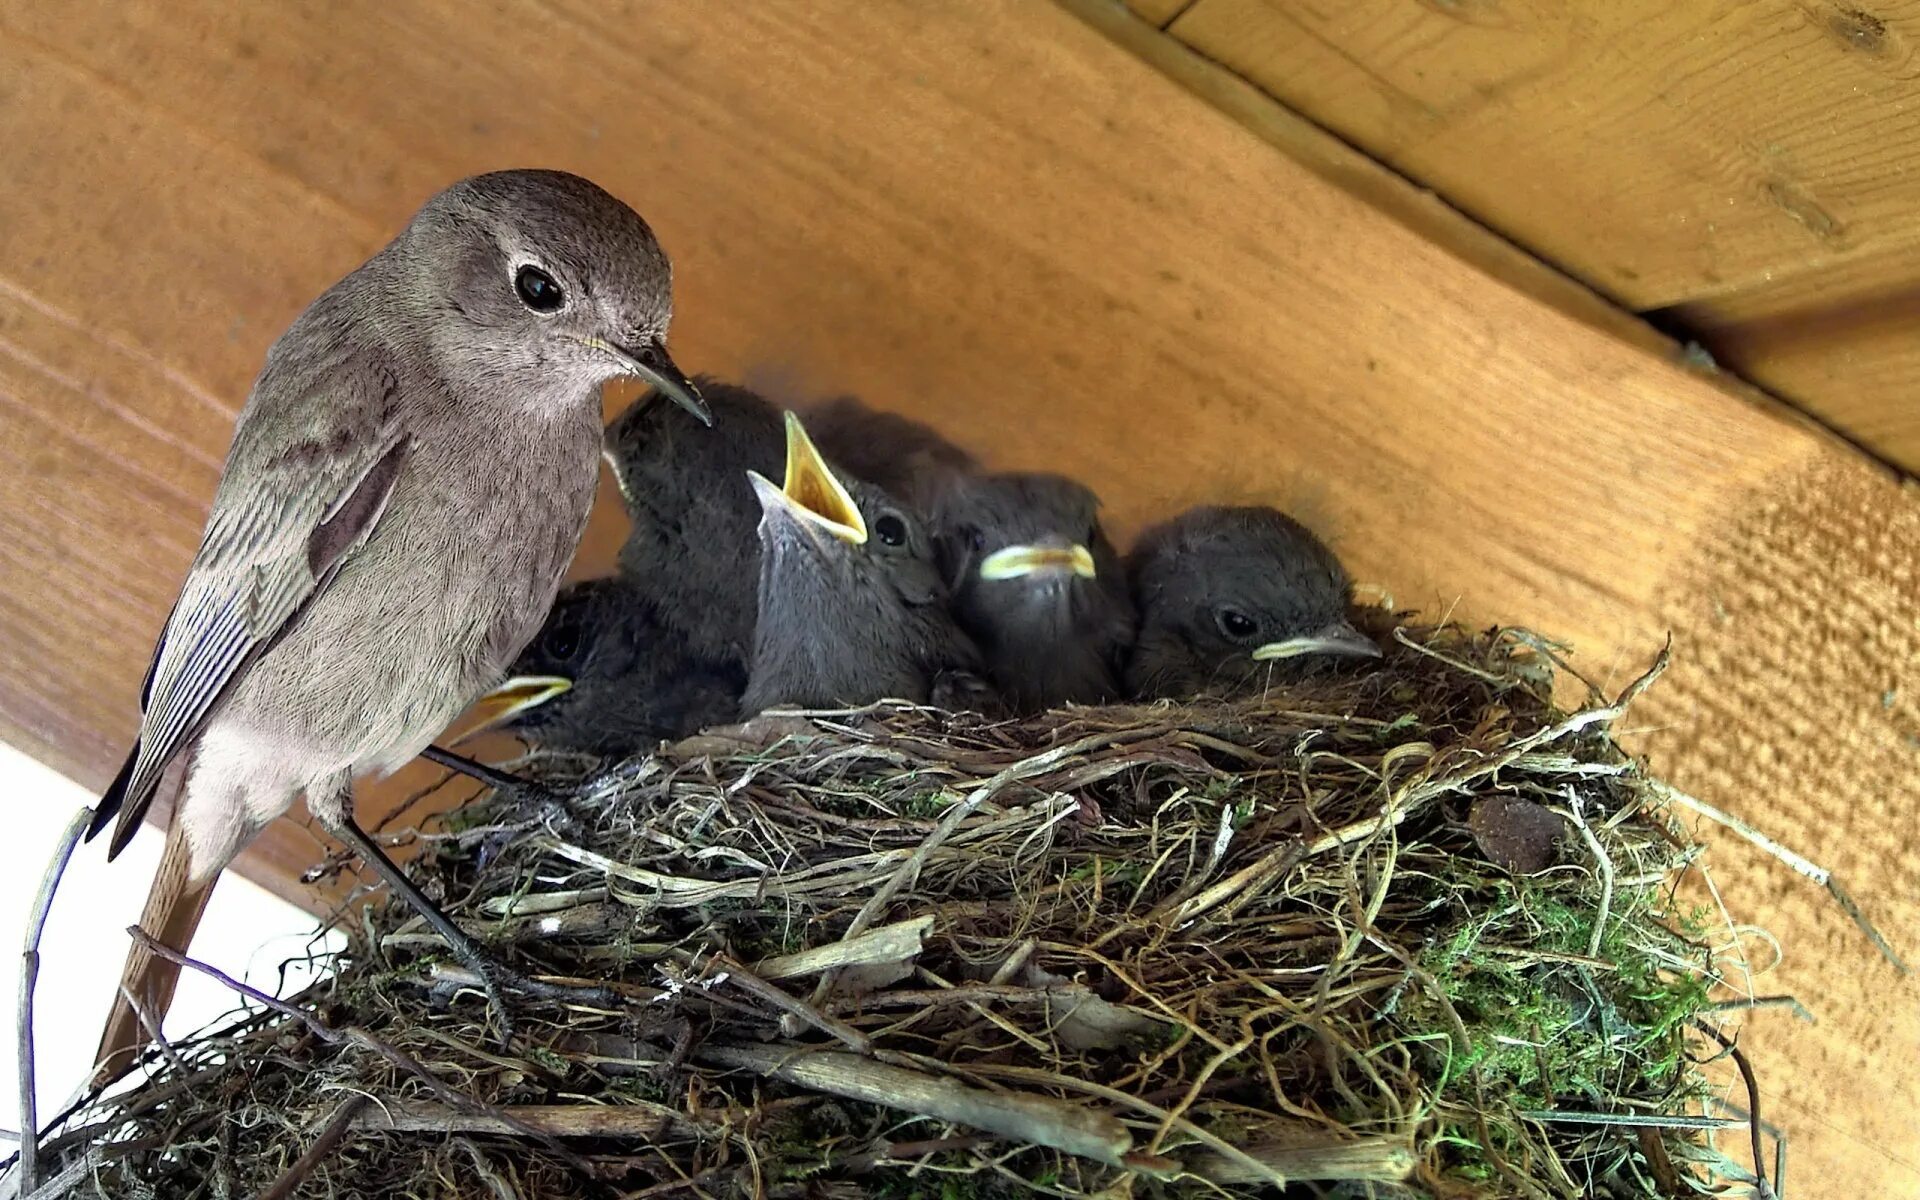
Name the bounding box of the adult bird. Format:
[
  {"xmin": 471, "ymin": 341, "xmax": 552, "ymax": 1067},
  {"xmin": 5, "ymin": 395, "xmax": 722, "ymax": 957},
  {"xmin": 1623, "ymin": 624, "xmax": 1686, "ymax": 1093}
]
[
  {"xmin": 88, "ymin": 169, "xmax": 707, "ymax": 1082},
  {"xmin": 1124, "ymin": 505, "xmax": 1381, "ymax": 699},
  {"xmin": 929, "ymin": 472, "xmax": 1135, "ymax": 712}
]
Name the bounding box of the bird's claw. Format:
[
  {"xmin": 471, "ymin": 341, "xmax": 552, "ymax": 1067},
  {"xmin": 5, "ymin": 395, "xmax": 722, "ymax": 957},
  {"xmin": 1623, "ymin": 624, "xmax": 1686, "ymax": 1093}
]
[{"xmin": 450, "ymin": 948, "xmax": 617, "ymax": 1050}]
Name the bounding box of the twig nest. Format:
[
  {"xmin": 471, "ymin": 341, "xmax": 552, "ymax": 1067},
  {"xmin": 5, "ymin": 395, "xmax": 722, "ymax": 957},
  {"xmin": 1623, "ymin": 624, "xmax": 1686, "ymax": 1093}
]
[{"xmin": 33, "ymin": 618, "xmax": 1762, "ymax": 1198}]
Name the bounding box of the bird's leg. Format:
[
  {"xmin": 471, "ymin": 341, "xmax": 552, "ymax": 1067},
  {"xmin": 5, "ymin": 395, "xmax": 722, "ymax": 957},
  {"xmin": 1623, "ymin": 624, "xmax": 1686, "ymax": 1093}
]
[
  {"xmin": 319, "ymin": 812, "xmax": 613, "ymax": 1047},
  {"xmin": 417, "ymin": 744, "xmax": 559, "ymax": 800}
]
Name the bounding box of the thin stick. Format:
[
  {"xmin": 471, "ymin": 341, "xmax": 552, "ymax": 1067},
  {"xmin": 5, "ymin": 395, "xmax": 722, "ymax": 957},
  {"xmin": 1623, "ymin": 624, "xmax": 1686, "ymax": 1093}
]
[
  {"xmin": 255, "ymin": 1094, "xmax": 371, "ymax": 1200},
  {"xmin": 1654, "ymin": 782, "xmax": 1909, "ymax": 973},
  {"xmin": 1696, "ymin": 1022, "xmax": 1773, "ymax": 1199},
  {"xmin": 128, "ymin": 928, "xmax": 335, "ymax": 1043},
  {"xmin": 16, "ymin": 808, "xmax": 92, "ymax": 1194},
  {"xmin": 116, "ymin": 983, "xmax": 187, "ymax": 1075},
  {"xmin": 1704, "ymin": 995, "xmax": 1814, "ymax": 1022},
  {"xmin": 1516, "ymin": 1110, "xmax": 1748, "ymax": 1131},
  {"xmin": 1561, "ymin": 794, "xmax": 1614, "ymax": 959}
]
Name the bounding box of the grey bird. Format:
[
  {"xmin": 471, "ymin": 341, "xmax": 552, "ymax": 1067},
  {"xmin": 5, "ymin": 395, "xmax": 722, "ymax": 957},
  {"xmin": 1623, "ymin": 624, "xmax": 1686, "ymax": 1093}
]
[
  {"xmin": 606, "ymin": 376, "xmax": 785, "ymax": 665},
  {"xmin": 87, "ymin": 169, "xmax": 708, "ymax": 1080},
  {"xmin": 606, "ymin": 381, "xmax": 965, "ymax": 668},
  {"xmin": 1124, "ymin": 505, "xmax": 1381, "ymax": 699},
  {"xmin": 741, "ymin": 413, "xmax": 987, "ymax": 714},
  {"xmin": 465, "ymin": 575, "xmax": 745, "ymax": 757},
  {"xmin": 929, "ymin": 472, "xmax": 1136, "ymax": 713}
]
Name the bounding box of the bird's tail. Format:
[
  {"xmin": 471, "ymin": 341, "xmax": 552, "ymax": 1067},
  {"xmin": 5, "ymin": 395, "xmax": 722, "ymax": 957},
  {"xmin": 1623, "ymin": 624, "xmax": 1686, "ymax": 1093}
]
[{"xmin": 91, "ymin": 812, "xmax": 216, "ymax": 1089}]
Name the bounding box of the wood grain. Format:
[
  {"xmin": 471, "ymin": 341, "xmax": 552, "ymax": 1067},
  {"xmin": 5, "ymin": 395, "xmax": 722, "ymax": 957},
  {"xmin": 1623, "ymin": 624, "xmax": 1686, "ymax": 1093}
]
[
  {"xmin": 1156, "ymin": 0, "xmax": 1920, "ymax": 472},
  {"xmin": 1161, "ymin": 0, "xmax": 1920, "ymax": 312},
  {"xmin": 1662, "ymin": 266, "xmax": 1920, "ymax": 472},
  {"xmin": 0, "ymin": 1, "xmax": 1913, "ymax": 1192}
]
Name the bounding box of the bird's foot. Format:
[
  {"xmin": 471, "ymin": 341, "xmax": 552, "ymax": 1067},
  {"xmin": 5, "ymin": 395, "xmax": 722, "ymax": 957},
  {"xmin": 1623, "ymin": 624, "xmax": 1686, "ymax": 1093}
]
[{"xmin": 450, "ymin": 947, "xmax": 619, "ymax": 1050}]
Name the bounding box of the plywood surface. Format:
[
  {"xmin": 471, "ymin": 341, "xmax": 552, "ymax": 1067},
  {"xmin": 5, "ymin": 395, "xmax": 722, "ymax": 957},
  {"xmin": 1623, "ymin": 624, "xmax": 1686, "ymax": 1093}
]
[
  {"xmin": 0, "ymin": 1, "xmax": 1914, "ymax": 1191},
  {"xmin": 1137, "ymin": 0, "xmax": 1920, "ymax": 473}
]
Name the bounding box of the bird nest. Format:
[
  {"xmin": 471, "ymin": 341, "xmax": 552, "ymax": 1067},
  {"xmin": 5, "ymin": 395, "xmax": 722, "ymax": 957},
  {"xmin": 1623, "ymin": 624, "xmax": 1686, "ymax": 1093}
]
[{"xmin": 35, "ymin": 616, "xmax": 1768, "ymax": 1199}]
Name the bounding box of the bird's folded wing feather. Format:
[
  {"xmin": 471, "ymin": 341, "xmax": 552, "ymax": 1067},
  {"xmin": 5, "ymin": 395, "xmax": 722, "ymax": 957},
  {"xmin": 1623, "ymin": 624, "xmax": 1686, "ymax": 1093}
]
[{"xmin": 107, "ymin": 358, "xmax": 408, "ymax": 852}]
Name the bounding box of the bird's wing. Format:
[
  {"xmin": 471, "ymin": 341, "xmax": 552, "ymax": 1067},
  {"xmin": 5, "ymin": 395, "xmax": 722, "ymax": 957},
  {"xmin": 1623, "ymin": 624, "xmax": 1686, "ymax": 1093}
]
[{"xmin": 95, "ymin": 358, "xmax": 410, "ymax": 855}]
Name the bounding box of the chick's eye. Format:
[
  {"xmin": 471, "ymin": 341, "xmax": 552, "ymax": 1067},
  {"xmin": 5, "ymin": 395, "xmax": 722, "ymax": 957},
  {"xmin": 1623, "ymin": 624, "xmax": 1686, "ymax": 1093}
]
[
  {"xmin": 964, "ymin": 525, "xmax": 985, "ymax": 552},
  {"xmin": 1215, "ymin": 608, "xmax": 1259, "ymax": 640},
  {"xmin": 544, "ymin": 622, "xmax": 581, "ymax": 662},
  {"xmin": 514, "ymin": 265, "xmax": 565, "ymax": 313},
  {"xmin": 875, "ymin": 513, "xmax": 909, "ymax": 547}
]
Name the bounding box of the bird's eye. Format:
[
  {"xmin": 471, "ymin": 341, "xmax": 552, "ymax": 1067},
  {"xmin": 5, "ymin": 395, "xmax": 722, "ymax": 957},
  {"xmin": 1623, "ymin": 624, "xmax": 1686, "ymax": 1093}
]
[
  {"xmin": 1215, "ymin": 608, "xmax": 1260, "ymax": 640},
  {"xmin": 875, "ymin": 512, "xmax": 909, "ymax": 547},
  {"xmin": 545, "ymin": 621, "xmax": 581, "ymax": 662},
  {"xmin": 514, "ymin": 265, "xmax": 565, "ymax": 313},
  {"xmin": 964, "ymin": 525, "xmax": 985, "ymax": 552}
]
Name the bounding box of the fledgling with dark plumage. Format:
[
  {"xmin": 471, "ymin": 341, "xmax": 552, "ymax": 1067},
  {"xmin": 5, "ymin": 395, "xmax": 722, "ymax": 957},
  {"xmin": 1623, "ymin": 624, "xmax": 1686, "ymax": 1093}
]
[
  {"xmin": 930, "ymin": 472, "xmax": 1135, "ymax": 712},
  {"xmin": 466, "ymin": 576, "xmax": 746, "ymax": 758},
  {"xmin": 1124, "ymin": 505, "xmax": 1381, "ymax": 699},
  {"xmin": 606, "ymin": 376, "xmax": 785, "ymax": 665},
  {"xmin": 88, "ymin": 169, "xmax": 707, "ymax": 1081},
  {"xmin": 742, "ymin": 413, "xmax": 986, "ymax": 714}
]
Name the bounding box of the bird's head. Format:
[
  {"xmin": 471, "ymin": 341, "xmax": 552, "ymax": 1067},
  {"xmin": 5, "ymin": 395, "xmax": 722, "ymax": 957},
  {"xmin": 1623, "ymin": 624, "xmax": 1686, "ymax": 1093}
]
[
  {"xmin": 934, "ymin": 472, "xmax": 1117, "ymax": 605},
  {"xmin": 746, "ymin": 413, "xmax": 932, "ymax": 563},
  {"xmin": 461, "ymin": 577, "xmax": 637, "ymax": 745},
  {"xmin": 1130, "ymin": 506, "xmax": 1379, "ymax": 691},
  {"xmin": 401, "ymin": 169, "xmax": 707, "ymax": 422}
]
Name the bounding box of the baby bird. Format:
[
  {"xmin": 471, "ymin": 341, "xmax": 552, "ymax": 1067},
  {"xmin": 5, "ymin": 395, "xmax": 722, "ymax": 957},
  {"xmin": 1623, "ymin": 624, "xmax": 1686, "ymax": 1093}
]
[
  {"xmin": 742, "ymin": 414, "xmax": 985, "ymax": 713},
  {"xmin": 606, "ymin": 377, "xmax": 785, "ymax": 666},
  {"xmin": 930, "ymin": 472, "xmax": 1135, "ymax": 712},
  {"xmin": 468, "ymin": 576, "xmax": 745, "ymax": 757},
  {"xmin": 1125, "ymin": 506, "xmax": 1380, "ymax": 698}
]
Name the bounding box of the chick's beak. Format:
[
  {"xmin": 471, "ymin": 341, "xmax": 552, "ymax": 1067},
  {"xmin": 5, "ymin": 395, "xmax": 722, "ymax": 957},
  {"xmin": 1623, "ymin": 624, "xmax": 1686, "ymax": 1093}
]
[
  {"xmin": 1250, "ymin": 620, "xmax": 1383, "ymax": 663},
  {"xmin": 453, "ymin": 675, "xmax": 574, "ymax": 743},
  {"xmin": 591, "ymin": 335, "xmax": 710, "ymax": 426},
  {"xmin": 747, "ymin": 413, "xmax": 868, "ymax": 545},
  {"xmin": 978, "ymin": 542, "xmax": 1097, "ymax": 581}
]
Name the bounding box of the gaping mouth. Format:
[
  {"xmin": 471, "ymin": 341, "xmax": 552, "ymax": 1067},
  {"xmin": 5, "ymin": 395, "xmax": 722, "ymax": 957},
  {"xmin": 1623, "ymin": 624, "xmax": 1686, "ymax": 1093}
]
[
  {"xmin": 978, "ymin": 543, "xmax": 1097, "ymax": 581},
  {"xmin": 746, "ymin": 412, "xmax": 867, "ymax": 544}
]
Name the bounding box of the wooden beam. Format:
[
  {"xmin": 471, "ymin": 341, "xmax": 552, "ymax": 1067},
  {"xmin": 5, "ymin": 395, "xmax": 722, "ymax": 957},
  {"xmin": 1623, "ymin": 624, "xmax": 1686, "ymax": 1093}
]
[
  {"xmin": 1662, "ymin": 262, "xmax": 1920, "ymax": 473},
  {"xmin": 0, "ymin": 2, "xmax": 1912, "ymax": 1192},
  {"xmin": 1150, "ymin": 0, "xmax": 1920, "ymax": 473},
  {"xmin": 1156, "ymin": 0, "xmax": 1920, "ymax": 313}
]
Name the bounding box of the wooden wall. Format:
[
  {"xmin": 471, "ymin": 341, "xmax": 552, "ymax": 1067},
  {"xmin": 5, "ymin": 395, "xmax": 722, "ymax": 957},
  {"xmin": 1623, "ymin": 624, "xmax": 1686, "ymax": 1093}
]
[
  {"xmin": 1121, "ymin": 0, "xmax": 1920, "ymax": 474},
  {"xmin": 0, "ymin": 1, "xmax": 1915, "ymax": 1194}
]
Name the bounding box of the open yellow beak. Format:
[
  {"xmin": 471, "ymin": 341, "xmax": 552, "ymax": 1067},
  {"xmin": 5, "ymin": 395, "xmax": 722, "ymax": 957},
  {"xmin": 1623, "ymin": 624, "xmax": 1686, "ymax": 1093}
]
[
  {"xmin": 747, "ymin": 413, "xmax": 867, "ymax": 544},
  {"xmin": 1251, "ymin": 623, "xmax": 1383, "ymax": 662},
  {"xmin": 452, "ymin": 675, "xmax": 574, "ymax": 743},
  {"xmin": 978, "ymin": 543, "xmax": 1097, "ymax": 581}
]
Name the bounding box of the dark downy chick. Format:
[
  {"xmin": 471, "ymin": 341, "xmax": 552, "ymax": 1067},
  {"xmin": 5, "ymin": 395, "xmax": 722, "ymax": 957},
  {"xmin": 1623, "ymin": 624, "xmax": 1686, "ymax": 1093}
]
[
  {"xmin": 930, "ymin": 472, "xmax": 1135, "ymax": 712},
  {"xmin": 1124, "ymin": 505, "xmax": 1380, "ymax": 699},
  {"xmin": 742, "ymin": 413, "xmax": 985, "ymax": 713},
  {"xmin": 605, "ymin": 377, "xmax": 785, "ymax": 664},
  {"xmin": 467, "ymin": 576, "xmax": 745, "ymax": 758}
]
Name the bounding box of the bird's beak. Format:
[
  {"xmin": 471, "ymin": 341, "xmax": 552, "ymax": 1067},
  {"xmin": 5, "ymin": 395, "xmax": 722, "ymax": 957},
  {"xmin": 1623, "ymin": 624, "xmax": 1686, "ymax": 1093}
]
[
  {"xmin": 1250, "ymin": 621, "xmax": 1383, "ymax": 662},
  {"xmin": 978, "ymin": 543, "xmax": 1097, "ymax": 581},
  {"xmin": 587, "ymin": 336, "xmax": 710, "ymax": 426},
  {"xmin": 454, "ymin": 675, "xmax": 573, "ymax": 742},
  {"xmin": 747, "ymin": 413, "xmax": 868, "ymax": 545}
]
